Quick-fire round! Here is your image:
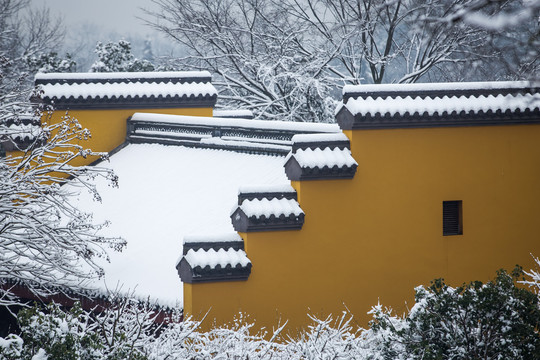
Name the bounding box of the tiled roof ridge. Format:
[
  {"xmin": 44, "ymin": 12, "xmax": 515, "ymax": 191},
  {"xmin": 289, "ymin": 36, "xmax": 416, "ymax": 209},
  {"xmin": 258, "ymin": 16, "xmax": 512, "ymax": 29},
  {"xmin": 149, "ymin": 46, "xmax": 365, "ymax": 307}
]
[
  {"xmin": 231, "ymin": 187, "xmax": 305, "ymax": 232},
  {"xmin": 337, "ymin": 82, "xmax": 540, "ymax": 130},
  {"xmin": 176, "ymin": 248, "xmax": 252, "ymax": 284},
  {"xmin": 285, "ymin": 132, "xmax": 358, "ymax": 181},
  {"xmin": 184, "ymin": 248, "xmax": 251, "ymax": 270},
  {"xmin": 339, "ymin": 92, "xmax": 540, "ymax": 117},
  {"xmin": 34, "ymin": 72, "xmax": 218, "ymax": 110}
]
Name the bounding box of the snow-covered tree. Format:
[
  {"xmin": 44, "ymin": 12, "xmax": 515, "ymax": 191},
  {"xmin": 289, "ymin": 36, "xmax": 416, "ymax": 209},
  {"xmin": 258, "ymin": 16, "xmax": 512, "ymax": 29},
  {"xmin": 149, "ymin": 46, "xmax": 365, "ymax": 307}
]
[
  {"xmin": 430, "ymin": 0, "xmax": 540, "ymax": 82},
  {"xmin": 0, "ymin": 0, "xmax": 65, "ymax": 91},
  {"xmin": 90, "ymin": 40, "xmax": 155, "ymax": 73},
  {"xmin": 367, "ymin": 267, "xmax": 540, "ymax": 360},
  {"xmin": 0, "ymin": 0, "xmax": 125, "ymax": 306},
  {"xmin": 0, "ymin": 112, "xmax": 126, "ymax": 304},
  {"xmin": 147, "ymin": 0, "xmax": 538, "ymax": 122},
  {"xmin": 2, "ymin": 262, "xmax": 540, "ymax": 359},
  {"xmin": 146, "ymin": 0, "xmax": 337, "ymax": 122},
  {"xmin": 25, "ymin": 51, "xmax": 76, "ymax": 74}
]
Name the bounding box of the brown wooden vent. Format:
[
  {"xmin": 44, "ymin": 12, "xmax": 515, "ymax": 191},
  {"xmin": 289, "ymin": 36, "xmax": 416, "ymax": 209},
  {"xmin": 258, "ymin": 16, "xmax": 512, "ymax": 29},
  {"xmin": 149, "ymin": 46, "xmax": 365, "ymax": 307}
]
[{"xmin": 443, "ymin": 200, "xmax": 462, "ymax": 236}]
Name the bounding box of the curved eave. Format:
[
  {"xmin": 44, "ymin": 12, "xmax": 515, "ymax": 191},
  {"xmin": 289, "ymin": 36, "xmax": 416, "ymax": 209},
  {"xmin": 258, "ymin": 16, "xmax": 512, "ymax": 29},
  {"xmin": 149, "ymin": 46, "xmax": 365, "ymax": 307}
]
[
  {"xmin": 177, "ymin": 258, "xmax": 252, "ymax": 284},
  {"xmin": 36, "ymin": 94, "xmax": 218, "ymax": 110},
  {"xmin": 231, "ymin": 207, "xmax": 304, "ymax": 232},
  {"xmin": 285, "ymin": 156, "xmax": 358, "ymax": 181}
]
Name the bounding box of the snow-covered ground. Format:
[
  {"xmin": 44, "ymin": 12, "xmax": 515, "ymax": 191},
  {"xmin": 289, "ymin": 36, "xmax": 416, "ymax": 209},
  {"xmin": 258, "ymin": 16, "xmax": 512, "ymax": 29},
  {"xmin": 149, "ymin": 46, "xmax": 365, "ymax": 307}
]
[{"xmin": 69, "ymin": 143, "xmax": 288, "ymax": 307}]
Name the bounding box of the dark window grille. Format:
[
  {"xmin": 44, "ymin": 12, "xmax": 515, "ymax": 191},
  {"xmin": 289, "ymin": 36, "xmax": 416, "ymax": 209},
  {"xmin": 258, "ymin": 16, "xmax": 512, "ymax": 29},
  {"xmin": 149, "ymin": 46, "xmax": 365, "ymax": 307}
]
[{"xmin": 443, "ymin": 201, "xmax": 462, "ymax": 236}]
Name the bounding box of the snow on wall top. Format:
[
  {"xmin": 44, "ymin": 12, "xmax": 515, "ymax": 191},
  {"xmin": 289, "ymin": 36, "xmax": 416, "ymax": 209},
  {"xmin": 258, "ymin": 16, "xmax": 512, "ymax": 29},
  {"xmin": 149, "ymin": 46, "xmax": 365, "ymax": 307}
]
[
  {"xmin": 68, "ymin": 143, "xmax": 288, "ymax": 307},
  {"xmin": 213, "ymin": 109, "xmax": 254, "ymax": 119},
  {"xmin": 35, "ymin": 71, "xmax": 212, "ymax": 82},
  {"xmin": 131, "ymin": 113, "xmax": 340, "ymax": 133},
  {"xmin": 34, "ymin": 71, "xmax": 217, "ymax": 109},
  {"xmin": 39, "ymin": 82, "xmax": 217, "ymax": 100},
  {"xmin": 238, "ymin": 183, "xmax": 295, "ymax": 194},
  {"xmin": 290, "ymin": 132, "xmax": 349, "ymax": 143},
  {"xmin": 183, "ymin": 232, "xmax": 242, "ymax": 245},
  {"xmin": 342, "ymin": 80, "xmax": 535, "ymax": 96},
  {"xmin": 288, "ymin": 147, "xmax": 358, "ymax": 169},
  {"xmin": 339, "ymin": 92, "xmax": 540, "ymax": 117},
  {"xmin": 184, "ymin": 248, "xmax": 251, "ymax": 269},
  {"xmin": 238, "ymin": 198, "xmax": 304, "ymax": 218}
]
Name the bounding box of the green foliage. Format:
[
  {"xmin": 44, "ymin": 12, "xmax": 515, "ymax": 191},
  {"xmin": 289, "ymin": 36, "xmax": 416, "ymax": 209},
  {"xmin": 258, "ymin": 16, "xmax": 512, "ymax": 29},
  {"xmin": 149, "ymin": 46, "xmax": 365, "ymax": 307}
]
[
  {"xmin": 371, "ymin": 267, "xmax": 540, "ymax": 360},
  {"xmin": 26, "ymin": 52, "xmax": 77, "ymax": 73},
  {"xmin": 1, "ymin": 266, "xmax": 539, "ymax": 359},
  {"xmin": 15, "ymin": 302, "xmax": 102, "ymax": 360},
  {"xmin": 91, "ymin": 40, "xmax": 155, "ymax": 73}
]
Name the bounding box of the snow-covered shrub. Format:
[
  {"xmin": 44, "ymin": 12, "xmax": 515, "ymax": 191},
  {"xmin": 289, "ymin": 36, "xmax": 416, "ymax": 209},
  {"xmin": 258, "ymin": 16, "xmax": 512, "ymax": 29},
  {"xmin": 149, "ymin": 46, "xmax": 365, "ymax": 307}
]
[
  {"xmin": 26, "ymin": 52, "xmax": 77, "ymax": 73},
  {"xmin": 368, "ymin": 267, "xmax": 540, "ymax": 360},
  {"xmin": 15, "ymin": 302, "xmax": 101, "ymax": 360},
  {"xmin": 0, "ymin": 334, "xmax": 24, "ymax": 359},
  {"xmin": 90, "ymin": 40, "xmax": 155, "ymax": 73},
  {"xmin": 182, "ymin": 313, "xmax": 285, "ymax": 360},
  {"xmin": 0, "ymin": 113, "xmax": 125, "ymax": 304},
  {"xmin": 3, "ymin": 264, "xmax": 540, "ymax": 359},
  {"xmin": 283, "ymin": 312, "xmax": 361, "ymax": 360}
]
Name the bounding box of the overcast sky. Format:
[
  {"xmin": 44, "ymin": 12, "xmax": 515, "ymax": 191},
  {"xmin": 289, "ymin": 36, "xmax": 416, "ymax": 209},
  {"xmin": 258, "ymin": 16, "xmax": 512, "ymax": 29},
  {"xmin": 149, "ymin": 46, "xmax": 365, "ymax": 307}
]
[{"xmin": 31, "ymin": 0, "xmax": 159, "ymax": 37}]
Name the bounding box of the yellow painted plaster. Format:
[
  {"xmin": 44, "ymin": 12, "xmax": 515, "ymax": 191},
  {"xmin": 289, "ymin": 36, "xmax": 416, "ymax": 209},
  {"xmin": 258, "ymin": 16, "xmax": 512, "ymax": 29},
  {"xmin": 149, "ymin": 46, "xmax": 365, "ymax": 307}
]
[
  {"xmin": 185, "ymin": 123, "xmax": 540, "ymax": 334},
  {"xmin": 40, "ymin": 107, "xmax": 213, "ymax": 167}
]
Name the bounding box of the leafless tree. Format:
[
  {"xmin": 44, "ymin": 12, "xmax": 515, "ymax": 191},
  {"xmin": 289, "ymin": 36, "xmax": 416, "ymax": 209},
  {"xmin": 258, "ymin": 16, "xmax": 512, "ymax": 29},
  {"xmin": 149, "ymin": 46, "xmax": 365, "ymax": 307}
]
[
  {"xmin": 428, "ymin": 0, "xmax": 540, "ymax": 82},
  {"xmin": 0, "ymin": 0, "xmax": 125, "ymax": 305},
  {"xmin": 146, "ymin": 0, "xmax": 337, "ymax": 122},
  {"xmin": 0, "ymin": 112, "xmax": 126, "ymax": 305},
  {"xmin": 146, "ymin": 0, "xmax": 538, "ymax": 122}
]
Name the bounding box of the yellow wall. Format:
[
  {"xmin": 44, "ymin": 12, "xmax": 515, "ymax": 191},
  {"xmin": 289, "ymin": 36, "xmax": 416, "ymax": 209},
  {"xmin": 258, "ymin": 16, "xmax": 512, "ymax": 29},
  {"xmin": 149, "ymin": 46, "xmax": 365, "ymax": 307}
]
[
  {"xmin": 186, "ymin": 124, "xmax": 540, "ymax": 334},
  {"xmin": 41, "ymin": 107, "xmax": 213, "ymax": 167}
]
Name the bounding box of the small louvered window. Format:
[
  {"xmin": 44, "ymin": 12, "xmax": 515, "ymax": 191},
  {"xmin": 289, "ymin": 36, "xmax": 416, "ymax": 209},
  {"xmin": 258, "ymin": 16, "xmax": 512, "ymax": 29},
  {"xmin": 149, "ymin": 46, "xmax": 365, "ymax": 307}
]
[{"xmin": 443, "ymin": 201, "xmax": 462, "ymax": 236}]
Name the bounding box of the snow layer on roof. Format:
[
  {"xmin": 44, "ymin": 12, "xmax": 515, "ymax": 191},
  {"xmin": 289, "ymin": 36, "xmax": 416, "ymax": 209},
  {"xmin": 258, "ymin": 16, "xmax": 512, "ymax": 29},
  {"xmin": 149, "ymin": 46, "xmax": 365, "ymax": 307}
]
[
  {"xmin": 131, "ymin": 113, "xmax": 341, "ymax": 133},
  {"xmin": 39, "ymin": 82, "xmax": 217, "ymax": 100},
  {"xmin": 183, "ymin": 232, "xmax": 242, "ymax": 245},
  {"xmin": 342, "ymin": 81, "xmax": 534, "ymax": 95},
  {"xmin": 68, "ymin": 143, "xmax": 287, "ymax": 307},
  {"xmin": 213, "ymin": 109, "xmax": 253, "ymax": 118},
  {"xmin": 7, "ymin": 124, "xmax": 41, "ymax": 141},
  {"xmin": 239, "ymin": 198, "xmax": 303, "ymax": 218},
  {"xmin": 238, "ymin": 183, "xmax": 295, "ymax": 194},
  {"xmin": 291, "ymin": 132, "xmax": 349, "ymax": 143},
  {"xmin": 184, "ymin": 248, "xmax": 250, "ymax": 269},
  {"xmin": 289, "ymin": 148, "xmax": 357, "ymax": 169},
  {"xmin": 35, "ymin": 71, "xmax": 211, "ymax": 81},
  {"xmin": 340, "ymin": 93, "xmax": 540, "ymax": 117}
]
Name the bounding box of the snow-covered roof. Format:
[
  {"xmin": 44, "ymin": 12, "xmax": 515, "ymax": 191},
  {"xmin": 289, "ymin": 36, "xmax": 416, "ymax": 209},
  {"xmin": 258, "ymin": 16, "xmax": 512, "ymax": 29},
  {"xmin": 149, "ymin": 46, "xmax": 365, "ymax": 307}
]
[
  {"xmin": 183, "ymin": 248, "xmax": 251, "ymax": 270},
  {"xmin": 284, "ymin": 133, "xmax": 358, "ymax": 181},
  {"xmin": 177, "ymin": 232, "xmax": 251, "ymax": 283},
  {"xmin": 290, "ymin": 148, "xmax": 357, "ymax": 169},
  {"xmin": 1, "ymin": 115, "xmax": 42, "ymax": 151},
  {"xmin": 213, "ymin": 109, "xmax": 254, "ymax": 119},
  {"xmin": 231, "ymin": 186, "xmax": 305, "ymax": 232},
  {"xmin": 69, "ymin": 143, "xmax": 288, "ymax": 307},
  {"xmin": 342, "ymin": 80, "xmax": 536, "ymax": 98},
  {"xmin": 183, "ymin": 232, "xmax": 243, "ymax": 245},
  {"xmin": 238, "ymin": 198, "xmax": 304, "ymax": 218},
  {"xmin": 336, "ymin": 81, "xmax": 540, "ymax": 130},
  {"xmin": 34, "ymin": 71, "xmax": 217, "ymax": 110},
  {"xmin": 128, "ymin": 113, "xmax": 341, "ymax": 156}
]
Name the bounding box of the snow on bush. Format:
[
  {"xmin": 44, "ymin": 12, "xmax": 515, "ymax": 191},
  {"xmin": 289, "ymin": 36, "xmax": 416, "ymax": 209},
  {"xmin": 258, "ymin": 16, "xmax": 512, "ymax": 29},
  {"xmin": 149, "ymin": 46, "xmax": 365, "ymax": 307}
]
[
  {"xmin": 90, "ymin": 41, "xmax": 155, "ymax": 73},
  {"xmin": 1, "ymin": 263, "xmax": 540, "ymax": 359}
]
